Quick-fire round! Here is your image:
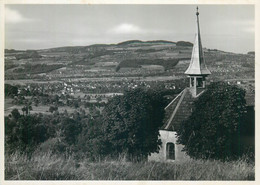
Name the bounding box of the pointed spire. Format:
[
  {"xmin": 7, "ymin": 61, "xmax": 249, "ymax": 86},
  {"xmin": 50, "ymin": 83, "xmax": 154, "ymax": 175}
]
[{"xmin": 185, "ymin": 7, "xmax": 211, "ymax": 76}]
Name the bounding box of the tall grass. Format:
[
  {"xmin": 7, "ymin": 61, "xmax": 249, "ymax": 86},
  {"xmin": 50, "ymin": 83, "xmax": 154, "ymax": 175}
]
[{"xmin": 5, "ymin": 152, "xmax": 254, "ymax": 180}]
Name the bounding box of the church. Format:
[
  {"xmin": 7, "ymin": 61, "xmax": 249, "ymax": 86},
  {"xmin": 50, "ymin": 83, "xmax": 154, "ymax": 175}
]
[{"xmin": 148, "ymin": 7, "xmax": 211, "ymax": 162}]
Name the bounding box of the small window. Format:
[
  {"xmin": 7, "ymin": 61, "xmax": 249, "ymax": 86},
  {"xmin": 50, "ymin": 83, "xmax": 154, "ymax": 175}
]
[
  {"xmin": 166, "ymin": 142, "xmax": 175, "ymax": 160},
  {"xmin": 197, "ymin": 78, "xmax": 203, "ymax": 87}
]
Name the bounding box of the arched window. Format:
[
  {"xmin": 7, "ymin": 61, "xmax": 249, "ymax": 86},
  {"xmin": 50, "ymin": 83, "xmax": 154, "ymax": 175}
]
[{"xmin": 166, "ymin": 142, "xmax": 175, "ymax": 160}]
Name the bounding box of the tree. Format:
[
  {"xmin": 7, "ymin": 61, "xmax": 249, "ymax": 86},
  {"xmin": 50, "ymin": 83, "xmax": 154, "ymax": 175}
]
[
  {"xmin": 49, "ymin": 105, "xmax": 58, "ymax": 113},
  {"xmin": 75, "ymin": 117, "xmax": 105, "ymax": 160},
  {"xmin": 101, "ymin": 88, "xmax": 165, "ymax": 161},
  {"xmin": 11, "ymin": 109, "xmax": 20, "ymax": 120},
  {"xmin": 5, "ymin": 84, "xmax": 18, "ymax": 97},
  {"xmin": 5, "ymin": 113, "xmax": 48, "ymax": 154},
  {"xmin": 177, "ymin": 82, "xmax": 247, "ymax": 160},
  {"xmin": 96, "ymin": 96, "xmax": 102, "ymax": 102},
  {"xmin": 60, "ymin": 117, "xmax": 82, "ymax": 145},
  {"xmin": 22, "ymin": 103, "xmax": 32, "ymax": 115}
]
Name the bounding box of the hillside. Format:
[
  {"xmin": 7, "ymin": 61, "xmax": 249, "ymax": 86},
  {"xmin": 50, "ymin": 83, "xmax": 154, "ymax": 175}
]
[{"xmin": 4, "ymin": 40, "xmax": 254, "ymax": 82}]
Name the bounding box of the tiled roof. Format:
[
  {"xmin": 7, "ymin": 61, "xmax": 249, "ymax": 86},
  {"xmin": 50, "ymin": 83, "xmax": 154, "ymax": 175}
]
[
  {"xmin": 162, "ymin": 88, "xmax": 199, "ymax": 131},
  {"xmin": 162, "ymin": 88, "xmax": 255, "ymax": 132}
]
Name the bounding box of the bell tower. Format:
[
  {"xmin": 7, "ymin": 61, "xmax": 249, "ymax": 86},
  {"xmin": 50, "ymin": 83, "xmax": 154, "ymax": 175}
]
[{"xmin": 185, "ymin": 7, "xmax": 211, "ymax": 97}]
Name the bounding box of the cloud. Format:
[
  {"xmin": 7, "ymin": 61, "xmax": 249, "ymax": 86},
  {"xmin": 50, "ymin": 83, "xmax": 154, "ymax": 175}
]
[
  {"xmin": 242, "ymin": 20, "xmax": 254, "ymax": 33},
  {"xmin": 231, "ymin": 20, "xmax": 254, "ymax": 33},
  {"xmin": 110, "ymin": 23, "xmax": 143, "ymax": 34},
  {"xmin": 5, "ymin": 7, "xmax": 33, "ymax": 23}
]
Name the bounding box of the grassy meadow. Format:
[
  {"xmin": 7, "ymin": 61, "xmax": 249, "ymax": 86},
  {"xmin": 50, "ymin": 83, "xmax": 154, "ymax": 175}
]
[{"xmin": 5, "ymin": 152, "xmax": 254, "ymax": 180}]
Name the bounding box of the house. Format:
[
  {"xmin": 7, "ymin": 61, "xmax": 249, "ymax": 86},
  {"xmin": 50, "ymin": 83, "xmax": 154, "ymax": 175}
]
[{"xmin": 148, "ymin": 7, "xmax": 211, "ymax": 162}]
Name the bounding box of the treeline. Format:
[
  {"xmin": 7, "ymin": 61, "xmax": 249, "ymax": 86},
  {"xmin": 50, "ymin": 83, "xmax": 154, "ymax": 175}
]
[
  {"xmin": 13, "ymin": 63, "xmax": 63, "ymax": 74},
  {"xmin": 176, "ymin": 41, "xmax": 193, "ymax": 47},
  {"xmin": 5, "ymin": 88, "xmax": 168, "ymax": 161},
  {"xmin": 117, "ymin": 58, "xmax": 188, "ymax": 71},
  {"xmin": 5, "ymin": 84, "xmax": 18, "ymax": 97},
  {"xmin": 136, "ymin": 48, "xmax": 158, "ymax": 53},
  {"xmin": 15, "ymin": 50, "xmax": 42, "ymax": 60},
  {"xmin": 5, "ymin": 63, "xmax": 19, "ymax": 71},
  {"xmin": 5, "ymin": 49, "xmax": 20, "ymax": 53},
  {"xmin": 5, "ymin": 108, "xmax": 102, "ymax": 156}
]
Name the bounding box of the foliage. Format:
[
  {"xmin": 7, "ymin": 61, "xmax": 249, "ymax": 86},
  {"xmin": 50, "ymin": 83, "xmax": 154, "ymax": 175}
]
[
  {"xmin": 5, "ymin": 84, "xmax": 18, "ymax": 97},
  {"xmin": 5, "ymin": 107, "xmax": 103, "ymax": 158},
  {"xmin": 118, "ymin": 58, "xmax": 187, "ymax": 71},
  {"xmin": 15, "ymin": 50, "xmax": 42, "ymax": 60},
  {"xmin": 13, "ymin": 63, "xmax": 63, "ymax": 74},
  {"xmin": 117, "ymin": 40, "xmax": 176, "ymax": 46},
  {"xmin": 5, "ymin": 110, "xmax": 48, "ymax": 154},
  {"xmin": 176, "ymin": 41, "xmax": 193, "ymax": 47},
  {"xmin": 59, "ymin": 117, "xmax": 82, "ymax": 145},
  {"xmin": 101, "ymin": 88, "xmax": 165, "ymax": 160},
  {"xmin": 5, "ymin": 63, "xmax": 19, "ymax": 71},
  {"xmin": 247, "ymin": 51, "xmax": 255, "ymax": 55},
  {"xmin": 177, "ymin": 82, "xmax": 249, "ymax": 160},
  {"xmin": 49, "ymin": 105, "xmax": 58, "ymax": 113},
  {"xmin": 75, "ymin": 117, "xmax": 105, "ymax": 160},
  {"xmin": 5, "ymin": 49, "xmax": 19, "ymax": 53},
  {"xmin": 5, "ymin": 152, "xmax": 255, "ymax": 180}
]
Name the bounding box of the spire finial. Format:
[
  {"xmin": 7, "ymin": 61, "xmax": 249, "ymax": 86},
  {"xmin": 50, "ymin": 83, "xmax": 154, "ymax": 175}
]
[{"xmin": 196, "ymin": 6, "xmax": 199, "ymax": 16}]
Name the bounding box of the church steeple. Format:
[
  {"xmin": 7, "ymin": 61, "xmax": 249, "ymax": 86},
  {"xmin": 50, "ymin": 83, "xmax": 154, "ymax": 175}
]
[{"xmin": 185, "ymin": 7, "xmax": 211, "ymax": 97}]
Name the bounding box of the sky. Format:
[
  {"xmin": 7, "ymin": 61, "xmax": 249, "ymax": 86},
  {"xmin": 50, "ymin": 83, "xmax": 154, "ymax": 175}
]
[{"xmin": 5, "ymin": 5, "xmax": 254, "ymax": 54}]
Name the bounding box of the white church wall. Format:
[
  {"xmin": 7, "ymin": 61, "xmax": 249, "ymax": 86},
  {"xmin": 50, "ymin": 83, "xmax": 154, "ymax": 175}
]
[{"xmin": 148, "ymin": 130, "xmax": 189, "ymax": 162}]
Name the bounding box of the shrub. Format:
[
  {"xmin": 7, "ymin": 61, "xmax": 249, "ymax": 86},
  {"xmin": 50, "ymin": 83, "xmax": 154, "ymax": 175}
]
[
  {"xmin": 5, "ymin": 84, "xmax": 18, "ymax": 97},
  {"xmin": 177, "ymin": 82, "xmax": 250, "ymax": 160},
  {"xmin": 5, "ymin": 113, "xmax": 48, "ymax": 154},
  {"xmin": 101, "ymin": 88, "xmax": 165, "ymax": 161}
]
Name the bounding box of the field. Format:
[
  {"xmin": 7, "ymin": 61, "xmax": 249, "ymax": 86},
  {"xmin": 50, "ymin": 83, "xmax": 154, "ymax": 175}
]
[
  {"xmin": 4, "ymin": 103, "xmax": 83, "ymax": 116},
  {"xmin": 5, "ymin": 40, "xmax": 255, "ymax": 82},
  {"xmin": 5, "ymin": 152, "xmax": 254, "ymax": 180}
]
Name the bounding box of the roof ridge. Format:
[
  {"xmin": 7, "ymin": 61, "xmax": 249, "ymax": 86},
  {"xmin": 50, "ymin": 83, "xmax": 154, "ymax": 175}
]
[
  {"xmin": 164, "ymin": 88, "xmax": 188, "ymax": 130},
  {"xmin": 195, "ymin": 89, "xmax": 205, "ymax": 98},
  {"xmin": 164, "ymin": 89, "xmax": 186, "ymax": 110}
]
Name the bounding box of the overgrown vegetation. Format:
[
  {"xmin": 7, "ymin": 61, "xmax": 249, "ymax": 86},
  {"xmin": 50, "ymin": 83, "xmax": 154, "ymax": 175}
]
[
  {"xmin": 101, "ymin": 88, "xmax": 166, "ymax": 161},
  {"xmin": 5, "ymin": 88, "xmax": 166, "ymax": 161},
  {"xmin": 5, "ymin": 84, "xmax": 18, "ymax": 97},
  {"xmin": 4, "ymin": 85, "xmax": 255, "ymax": 180},
  {"xmin": 5, "ymin": 152, "xmax": 254, "ymax": 180},
  {"xmin": 177, "ymin": 82, "xmax": 254, "ymax": 160}
]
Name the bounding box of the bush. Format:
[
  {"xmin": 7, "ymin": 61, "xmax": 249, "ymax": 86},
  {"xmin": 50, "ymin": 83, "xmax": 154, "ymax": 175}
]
[
  {"xmin": 101, "ymin": 88, "xmax": 165, "ymax": 161},
  {"xmin": 5, "ymin": 84, "xmax": 18, "ymax": 97},
  {"xmin": 177, "ymin": 82, "xmax": 250, "ymax": 160},
  {"xmin": 5, "ymin": 113, "xmax": 48, "ymax": 154}
]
